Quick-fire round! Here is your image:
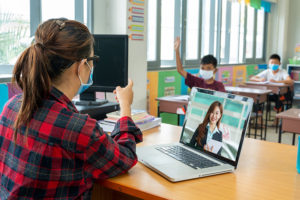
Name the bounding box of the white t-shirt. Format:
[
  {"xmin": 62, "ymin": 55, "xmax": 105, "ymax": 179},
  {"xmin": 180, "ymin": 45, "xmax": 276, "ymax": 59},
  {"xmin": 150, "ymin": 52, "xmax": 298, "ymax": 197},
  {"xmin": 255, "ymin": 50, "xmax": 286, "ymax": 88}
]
[{"xmin": 256, "ymin": 69, "xmax": 289, "ymax": 81}]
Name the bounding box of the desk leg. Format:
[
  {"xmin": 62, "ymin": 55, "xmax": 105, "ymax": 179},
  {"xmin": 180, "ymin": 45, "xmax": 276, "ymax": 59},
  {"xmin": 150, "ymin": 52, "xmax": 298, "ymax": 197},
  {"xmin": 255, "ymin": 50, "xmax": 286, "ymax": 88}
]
[
  {"xmin": 157, "ymin": 103, "xmax": 160, "ymax": 117},
  {"xmin": 177, "ymin": 114, "xmax": 180, "ymax": 126},
  {"xmin": 267, "ymin": 95, "xmax": 271, "ymax": 121},
  {"xmin": 254, "ymin": 109, "xmax": 258, "ymax": 139},
  {"xmin": 278, "ymin": 119, "xmax": 282, "ymax": 143},
  {"xmin": 264, "ymin": 103, "xmax": 268, "ymax": 140},
  {"xmin": 260, "ymin": 103, "xmax": 264, "ymax": 140},
  {"xmin": 293, "ymin": 133, "xmax": 296, "ymax": 145}
]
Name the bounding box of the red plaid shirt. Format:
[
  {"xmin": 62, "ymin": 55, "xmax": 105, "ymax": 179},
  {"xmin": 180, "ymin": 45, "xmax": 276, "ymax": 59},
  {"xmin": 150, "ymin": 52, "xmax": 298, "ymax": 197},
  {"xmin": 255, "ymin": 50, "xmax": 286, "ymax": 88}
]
[{"xmin": 0, "ymin": 87, "xmax": 143, "ymax": 199}]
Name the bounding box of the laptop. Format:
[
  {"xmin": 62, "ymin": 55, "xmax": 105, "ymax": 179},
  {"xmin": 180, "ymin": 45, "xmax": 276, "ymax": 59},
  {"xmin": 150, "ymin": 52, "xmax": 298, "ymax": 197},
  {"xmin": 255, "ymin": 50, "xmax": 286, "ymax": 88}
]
[{"xmin": 137, "ymin": 87, "xmax": 253, "ymax": 182}]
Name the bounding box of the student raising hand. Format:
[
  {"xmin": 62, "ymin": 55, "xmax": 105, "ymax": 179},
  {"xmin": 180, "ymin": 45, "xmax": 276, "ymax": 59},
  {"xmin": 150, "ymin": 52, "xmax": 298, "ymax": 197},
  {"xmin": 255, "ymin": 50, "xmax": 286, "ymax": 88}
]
[{"xmin": 174, "ymin": 36, "xmax": 180, "ymax": 52}]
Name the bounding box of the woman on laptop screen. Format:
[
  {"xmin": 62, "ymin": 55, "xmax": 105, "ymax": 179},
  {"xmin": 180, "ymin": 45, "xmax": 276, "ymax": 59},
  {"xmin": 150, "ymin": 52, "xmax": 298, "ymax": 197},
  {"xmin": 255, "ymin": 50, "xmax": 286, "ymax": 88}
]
[{"xmin": 189, "ymin": 101, "xmax": 223, "ymax": 155}]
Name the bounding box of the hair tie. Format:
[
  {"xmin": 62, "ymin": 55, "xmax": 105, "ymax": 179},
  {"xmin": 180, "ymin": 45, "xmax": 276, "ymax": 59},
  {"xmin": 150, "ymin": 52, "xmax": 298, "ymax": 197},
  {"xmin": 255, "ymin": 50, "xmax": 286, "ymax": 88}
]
[
  {"xmin": 56, "ymin": 20, "xmax": 66, "ymax": 30},
  {"xmin": 35, "ymin": 42, "xmax": 46, "ymax": 49}
]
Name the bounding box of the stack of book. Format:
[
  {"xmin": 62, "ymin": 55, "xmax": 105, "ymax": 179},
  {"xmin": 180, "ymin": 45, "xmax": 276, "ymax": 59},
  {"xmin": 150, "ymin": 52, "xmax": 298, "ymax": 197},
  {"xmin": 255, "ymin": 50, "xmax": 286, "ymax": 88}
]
[{"xmin": 99, "ymin": 110, "xmax": 161, "ymax": 132}]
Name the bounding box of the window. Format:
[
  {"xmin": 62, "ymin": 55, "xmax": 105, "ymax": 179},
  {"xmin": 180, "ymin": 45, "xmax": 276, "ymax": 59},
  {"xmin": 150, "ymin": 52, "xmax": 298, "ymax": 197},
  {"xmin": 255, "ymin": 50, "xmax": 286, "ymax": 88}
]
[
  {"xmin": 186, "ymin": 0, "xmax": 200, "ymax": 60},
  {"xmin": 246, "ymin": 6, "xmax": 255, "ymax": 59},
  {"xmin": 229, "ymin": 2, "xmax": 240, "ymax": 63},
  {"xmin": 0, "ymin": 0, "xmax": 30, "ymax": 65},
  {"xmin": 256, "ymin": 8, "xmax": 265, "ymax": 59},
  {"xmin": 160, "ymin": 0, "xmax": 175, "ymax": 62},
  {"xmin": 0, "ymin": 0, "xmax": 92, "ymax": 73},
  {"xmin": 147, "ymin": 0, "xmax": 268, "ymax": 70},
  {"xmin": 42, "ymin": 0, "xmax": 75, "ymax": 22}
]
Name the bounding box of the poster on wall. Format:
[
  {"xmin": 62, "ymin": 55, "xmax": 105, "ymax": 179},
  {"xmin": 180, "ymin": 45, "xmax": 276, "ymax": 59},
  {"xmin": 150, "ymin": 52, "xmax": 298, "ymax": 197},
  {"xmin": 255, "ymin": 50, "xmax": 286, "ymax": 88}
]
[
  {"xmin": 217, "ymin": 67, "xmax": 233, "ymax": 86},
  {"xmin": 295, "ymin": 43, "xmax": 300, "ymax": 53},
  {"xmin": 233, "ymin": 66, "xmax": 246, "ymax": 86},
  {"xmin": 128, "ymin": 0, "xmax": 145, "ymax": 41}
]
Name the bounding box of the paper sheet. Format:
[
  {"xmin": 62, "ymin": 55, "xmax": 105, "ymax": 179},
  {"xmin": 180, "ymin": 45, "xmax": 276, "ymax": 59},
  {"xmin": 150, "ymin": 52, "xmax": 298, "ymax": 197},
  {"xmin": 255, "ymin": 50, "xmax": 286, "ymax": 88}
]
[{"xmin": 206, "ymin": 139, "xmax": 223, "ymax": 154}]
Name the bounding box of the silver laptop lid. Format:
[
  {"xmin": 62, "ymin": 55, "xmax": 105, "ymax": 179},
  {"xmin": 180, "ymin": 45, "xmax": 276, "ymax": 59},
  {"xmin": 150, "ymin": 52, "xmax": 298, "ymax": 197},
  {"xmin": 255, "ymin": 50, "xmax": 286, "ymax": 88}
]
[{"xmin": 180, "ymin": 87, "xmax": 253, "ymax": 168}]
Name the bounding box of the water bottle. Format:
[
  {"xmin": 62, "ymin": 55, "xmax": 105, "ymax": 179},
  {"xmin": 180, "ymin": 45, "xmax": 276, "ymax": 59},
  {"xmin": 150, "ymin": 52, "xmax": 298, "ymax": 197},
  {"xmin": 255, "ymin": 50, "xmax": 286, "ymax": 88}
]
[{"xmin": 297, "ymin": 136, "xmax": 300, "ymax": 173}]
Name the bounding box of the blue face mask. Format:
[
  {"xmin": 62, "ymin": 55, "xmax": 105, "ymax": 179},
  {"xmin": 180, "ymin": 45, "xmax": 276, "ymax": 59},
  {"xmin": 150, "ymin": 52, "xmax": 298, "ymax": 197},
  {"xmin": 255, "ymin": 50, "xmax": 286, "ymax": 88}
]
[
  {"xmin": 77, "ymin": 61, "xmax": 93, "ymax": 95},
  {"xmin": 269, "ymin": 64, "xmax": 279, "ymax": 71}
]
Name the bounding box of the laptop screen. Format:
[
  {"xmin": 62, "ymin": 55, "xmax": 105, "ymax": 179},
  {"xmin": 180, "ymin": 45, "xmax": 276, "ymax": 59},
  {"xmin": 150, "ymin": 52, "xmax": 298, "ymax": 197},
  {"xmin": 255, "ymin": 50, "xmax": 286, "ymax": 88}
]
[{"xmin": 180, "ymin": 87, "xmax": 253, "ymax": 165}]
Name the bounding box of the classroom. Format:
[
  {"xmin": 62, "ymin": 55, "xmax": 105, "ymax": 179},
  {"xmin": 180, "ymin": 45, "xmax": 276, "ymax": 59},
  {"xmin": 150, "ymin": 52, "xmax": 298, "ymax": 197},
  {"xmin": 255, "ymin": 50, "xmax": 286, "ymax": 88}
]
[{"xmin": 0, "ymin": 0, "xmax": 299, "ymax": 199}]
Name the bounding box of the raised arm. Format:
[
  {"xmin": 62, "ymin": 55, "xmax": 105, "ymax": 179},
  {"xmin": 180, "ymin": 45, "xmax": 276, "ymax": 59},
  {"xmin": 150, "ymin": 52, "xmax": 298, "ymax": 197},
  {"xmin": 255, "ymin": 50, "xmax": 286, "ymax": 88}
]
[{"xmin": 174, "ymin": 37, "xmax": 187, "ymax": 79}]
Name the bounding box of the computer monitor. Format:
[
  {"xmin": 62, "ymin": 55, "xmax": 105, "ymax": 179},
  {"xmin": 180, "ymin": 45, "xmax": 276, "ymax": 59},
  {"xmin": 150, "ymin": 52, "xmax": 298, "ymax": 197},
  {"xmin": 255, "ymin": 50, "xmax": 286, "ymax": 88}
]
[{"xmin": 79, "ymin": 34, "xmax": 128, "ymax": 102}]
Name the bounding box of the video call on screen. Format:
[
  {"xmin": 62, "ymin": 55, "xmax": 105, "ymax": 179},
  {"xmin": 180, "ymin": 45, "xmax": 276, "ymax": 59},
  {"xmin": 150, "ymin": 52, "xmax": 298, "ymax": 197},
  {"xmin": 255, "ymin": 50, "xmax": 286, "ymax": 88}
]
[{"xmin": 181, "ymin": 90, "xmax": 250, "ymax": 161}]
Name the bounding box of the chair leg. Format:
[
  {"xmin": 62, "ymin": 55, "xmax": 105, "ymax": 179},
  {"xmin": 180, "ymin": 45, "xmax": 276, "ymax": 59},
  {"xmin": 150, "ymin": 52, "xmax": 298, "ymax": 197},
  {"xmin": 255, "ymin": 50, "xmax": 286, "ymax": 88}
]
[
  {"xmin": 275, "ymin": 109, "xmax": 279, "ymax": 133},
  {"xmin": 260, "ymin": 115, "xmax": 263, "ymax": 140},
  {"xmin": 248, "ymin": 119, "xmax": 251, "ymax": 137}
]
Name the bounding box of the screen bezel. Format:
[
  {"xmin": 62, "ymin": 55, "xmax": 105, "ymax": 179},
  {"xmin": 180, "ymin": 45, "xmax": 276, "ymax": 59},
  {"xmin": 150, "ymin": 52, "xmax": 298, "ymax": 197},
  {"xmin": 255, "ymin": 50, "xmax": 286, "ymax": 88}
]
[
  {"xmin": 180, "ymin": 87, "xmax": 253, "ymax": 168},
  {"xmin": 84, "ymin": 34, "xmax": 128, "ymax": 93}
]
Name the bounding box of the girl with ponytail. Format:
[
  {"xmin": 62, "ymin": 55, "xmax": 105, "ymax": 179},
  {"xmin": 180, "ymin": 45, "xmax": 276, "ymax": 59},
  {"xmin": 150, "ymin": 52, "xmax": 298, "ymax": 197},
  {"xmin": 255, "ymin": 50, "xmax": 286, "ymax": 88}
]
[{"xmin": 0, "ymin": 18, "xmax": 142, "ymax": 199}]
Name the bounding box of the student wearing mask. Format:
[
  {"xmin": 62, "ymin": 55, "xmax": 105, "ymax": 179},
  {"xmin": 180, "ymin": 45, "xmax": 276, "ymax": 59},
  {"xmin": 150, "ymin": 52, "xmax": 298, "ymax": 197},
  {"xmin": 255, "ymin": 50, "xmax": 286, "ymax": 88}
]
[
  {"xmin": 0, "ymin": 18, "xmax": 142, "ymax": 199},
  {"xmin": 174, "ymin": 37, "xmax": 225, "ymax": 92},
  {"xmin": 250, "ymin": 54, "xmax": 294, "ymax": 111}
]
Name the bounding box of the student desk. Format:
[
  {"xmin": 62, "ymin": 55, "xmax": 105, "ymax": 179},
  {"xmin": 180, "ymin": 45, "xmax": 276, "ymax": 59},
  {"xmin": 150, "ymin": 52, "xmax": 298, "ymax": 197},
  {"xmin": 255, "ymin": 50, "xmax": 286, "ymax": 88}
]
[
  {"xmin": 276, "ymin": 108, "xmax": 300, "ymax": 145},
  {"xmin": 245, "ymin": 81, "xmax": 289, "ymax": 95},
  {"xmin": 156, "ymin": 96, "xmax": 189, "ymax": 125},
  {"xmin": 245, "ymin": 82, "xmax": 292, "ymax": 132},
  {"xmin": 92, "ymin": 123, "xmax": 300, "ymax": 200},
  {"xmin": 225, "ymin": 86, "xmax": 272, "ymax": 140}
]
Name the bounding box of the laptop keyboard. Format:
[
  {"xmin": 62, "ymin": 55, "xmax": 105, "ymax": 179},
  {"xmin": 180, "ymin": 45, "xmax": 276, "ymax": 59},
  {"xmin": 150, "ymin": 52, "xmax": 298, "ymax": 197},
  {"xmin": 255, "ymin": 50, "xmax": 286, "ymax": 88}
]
[{"xmin": 156, "ymin": 146, "xmax": 220, "ymax": 170}]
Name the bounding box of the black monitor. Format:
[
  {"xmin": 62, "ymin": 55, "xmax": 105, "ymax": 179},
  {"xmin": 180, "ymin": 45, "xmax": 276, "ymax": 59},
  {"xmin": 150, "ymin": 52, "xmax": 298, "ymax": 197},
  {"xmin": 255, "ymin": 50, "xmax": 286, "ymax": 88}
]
[{"xmin": 79, "ymin": 34, "xmax": 128, "ymax": 102}]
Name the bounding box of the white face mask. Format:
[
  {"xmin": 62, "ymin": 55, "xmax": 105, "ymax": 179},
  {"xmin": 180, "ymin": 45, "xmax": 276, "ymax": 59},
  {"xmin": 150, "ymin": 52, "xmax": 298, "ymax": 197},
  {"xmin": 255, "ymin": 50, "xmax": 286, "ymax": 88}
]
[{"xmin": 200, "ymin": 69, "xmax": 214, "ymax": 80}]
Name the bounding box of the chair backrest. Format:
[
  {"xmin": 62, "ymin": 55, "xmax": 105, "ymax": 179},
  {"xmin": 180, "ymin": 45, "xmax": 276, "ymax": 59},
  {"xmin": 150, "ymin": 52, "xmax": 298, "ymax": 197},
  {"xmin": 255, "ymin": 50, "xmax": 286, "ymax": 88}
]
[{"xmin": 0, "ymin": 83, "xmax": 9, "ymax": 113}]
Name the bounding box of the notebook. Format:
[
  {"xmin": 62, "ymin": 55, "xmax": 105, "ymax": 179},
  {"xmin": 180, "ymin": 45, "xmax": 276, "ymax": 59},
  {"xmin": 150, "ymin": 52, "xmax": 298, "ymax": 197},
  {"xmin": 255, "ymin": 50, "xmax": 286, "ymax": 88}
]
[{"xmin": 137, "ymin": 87, "xmax": 253, "ymax": 182}]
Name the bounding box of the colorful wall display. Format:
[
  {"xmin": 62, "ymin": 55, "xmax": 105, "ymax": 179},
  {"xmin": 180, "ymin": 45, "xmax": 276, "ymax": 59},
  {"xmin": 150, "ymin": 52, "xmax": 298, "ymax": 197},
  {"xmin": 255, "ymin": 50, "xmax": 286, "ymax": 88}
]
[
  {"xmin": 147, "ymin": 71, "xmax": 158, "ymax": 116},
  {"xmin": 0, "ymin": 84, "xmax": 8, "ymax": 113},
  {"xmin": 217, "ymin": 66, "xmax": 233, "ymax": 86},
  {"xmin": 233, "ymin": 65, "xmax": 246, "ymax": 86},
  {"xmin": 158, "ymin": 71, "xmax": 181, "ymax": 97},
  {"xmin": 128, "ymin": 0, "xmax": 145, "ymax": 41}
]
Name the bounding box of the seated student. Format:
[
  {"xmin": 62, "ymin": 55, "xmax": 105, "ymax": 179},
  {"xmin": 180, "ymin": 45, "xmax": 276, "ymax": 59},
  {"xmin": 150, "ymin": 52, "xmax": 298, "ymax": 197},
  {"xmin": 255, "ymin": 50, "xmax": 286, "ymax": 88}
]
[
  {"xmin": 250, "ymin": 54, "xmax": 294, "ymax": 111},
  {"xmin": 0, "ymin": 18, "xmax": 142, "ymax": 199},
  {"xmin": 189, "ymin": 101, "xmax": 223, "ymax": 155},
  {"xmin": 174, "ymin": 37, "xmax": 225, "ymax": 92}
]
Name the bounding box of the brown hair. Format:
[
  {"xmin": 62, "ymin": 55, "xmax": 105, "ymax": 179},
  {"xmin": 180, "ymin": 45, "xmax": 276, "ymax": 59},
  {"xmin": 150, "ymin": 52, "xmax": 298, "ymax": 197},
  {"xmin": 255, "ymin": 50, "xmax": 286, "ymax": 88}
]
[
  {"xmin": 196, "ymin": 101, "xmax": 223, "ymax": 145},
  {"xmin": 12, "ymin": 18, "xmax": 93, "ymax": 140}
]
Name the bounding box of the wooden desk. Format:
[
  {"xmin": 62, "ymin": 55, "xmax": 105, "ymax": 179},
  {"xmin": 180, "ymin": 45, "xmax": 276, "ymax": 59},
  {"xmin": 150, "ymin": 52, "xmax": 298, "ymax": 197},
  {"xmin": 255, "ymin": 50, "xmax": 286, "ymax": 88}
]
[
  {"xmin": 276, "ymin": 108, "xmax": 300, "ymax": 145},
  {"xmin": 156, "ymin": 96, "xmax": 189, "ymax": 125},
  {"xmin": 225, "ymin": 86, "xmax": 271, "ymax": 104},
  {"xmin": 245, "ymin": 82, "xmax": 293, "ymax": 133},
  {"xmin": 245, "ymin": 81, "xmax": 289, "ymax": 95},
  {"xmin": 92, "ymin": 124, "xmax": 300, "ymax": 200},
  {"xmin": 225, "ymin": 86, "xmax": 272, "ymax": 140}
]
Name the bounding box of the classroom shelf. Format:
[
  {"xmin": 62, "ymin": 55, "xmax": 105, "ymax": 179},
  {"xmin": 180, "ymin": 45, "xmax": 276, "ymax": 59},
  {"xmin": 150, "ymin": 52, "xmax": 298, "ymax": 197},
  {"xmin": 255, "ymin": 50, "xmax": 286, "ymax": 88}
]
[{"xmin": 288, "ymin": 64, "xmax": 300, "ymax": 101}]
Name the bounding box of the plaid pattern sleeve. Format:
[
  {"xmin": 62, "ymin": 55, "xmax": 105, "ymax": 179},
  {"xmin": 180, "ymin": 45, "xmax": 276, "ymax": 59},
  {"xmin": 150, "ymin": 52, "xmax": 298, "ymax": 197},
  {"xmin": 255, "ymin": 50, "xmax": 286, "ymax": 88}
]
[
  {"xmin": 84, "ymin": 116, "xmax": 142, "ymax": 180},
  {"xmin": 0, "ymin": 87, "xmax": 143, "ymax": 199}
]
